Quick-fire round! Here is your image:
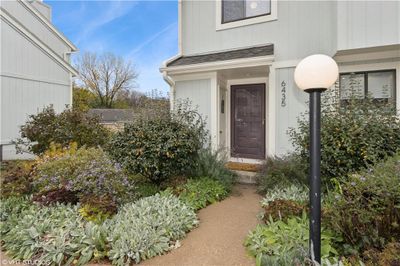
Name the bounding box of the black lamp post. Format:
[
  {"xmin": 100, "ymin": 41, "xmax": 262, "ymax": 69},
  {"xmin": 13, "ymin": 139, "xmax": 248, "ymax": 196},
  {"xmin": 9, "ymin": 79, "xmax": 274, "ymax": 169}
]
[{"xmin": 294, "ymin": 54, "xmax": 339, "ymax": 263}]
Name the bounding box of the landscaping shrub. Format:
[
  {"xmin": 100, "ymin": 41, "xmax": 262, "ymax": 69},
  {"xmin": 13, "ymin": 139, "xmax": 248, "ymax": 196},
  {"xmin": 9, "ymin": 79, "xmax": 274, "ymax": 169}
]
[
  {"xmin": 326, "ymin": 153, "xmax": 400, "ymax": 254},
  {"xmin": 108, "ymin": 102, "xmax": 207, "ymax": 184},
  {"xmin": 33, "ymin": 145, "xmax": 135, "ymax": 205},
  {"xmin": 289, "ymin": 94, "xmax": 400, "ymax": 183},
  {"xmin": 257, "ymin": 155, "xmax": 308, "ymax": 193},
  {"xmin": 14, "ymin": 106, "xmax": 109, "ymax": 155},
  {"xmin": 136, "ymin": 182, "xmax": 161, "ymax": 198},
  {"xmin": 0, "ymin": 161, "xmax": 34, "ymax": 198},
  {"xmin": 78, "ymin": 196, "xmax": 117, "ymax": 224},
  {"xmin": 244, "ymin": 213, "xmax": 341, "ymax": 266},
  {"xmin": 363, "ymin": 242, "xmax": 400, "ymax": 266},
  {"xmin": 191, "ymin": 148, "xmax": 236, "ymax": 191},
  {"xmin": 1, "ymin": 203, "xmax": 108, "ymax": 265},
  {"xmin": 177, "ymin": 177, "xmax": 228, "ymax": 210},
  {"xmin": 107, "ymin": 194, "xmax": 198, "ymax": 265}
]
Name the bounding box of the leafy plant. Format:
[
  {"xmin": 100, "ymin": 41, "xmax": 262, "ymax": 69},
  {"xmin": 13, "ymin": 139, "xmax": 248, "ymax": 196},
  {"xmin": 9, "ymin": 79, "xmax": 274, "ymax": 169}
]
[
  {"xmin": 257, "ymin": 155, "xmax": 308, "ymax": 193},
  {"xmin": 325, "ymin": 153, "xmax": 400, "ymax": 253},
  {"xmin": 244, "ymin": 213, "xmax": 341, "ymax": 265},
  {"xmin": 1, "ymin": 203, "xmax": 108, "ymax": 265},
  {"xmin": 191, "ymin": 148, "xmax": 237, "ymax": 191},
  {"xmin": 136, "ymin": 182, "xmax": 161, "ymax": 198},
  {"xmin": 107, "ymin": 194, "xmax": 198, "ymax": 265},
  {"xmin": 14, "ymin": 106, "xmax": 109, "ymax": 155},
  {"xmin": 33, "ymin": 146, "xmax": 136, "ymax": 205},
  {"xmin": 0, "ymin": 161, "xmax": 34, "ymax": 198},
  {"xmin": 177, "ymin": 177, "xmax": 228, "ymax": 210},
  {"xmin": 289, "ymin": 90, "xmax": 400, "ymax": 183},
  {"xmin": 262, "ymin": 199, "xmax": 306, "ymax": 223},
  {"xmin": 260, "ymin": 184, "xmax": 308, "ymax": 207},
  {"xmin": 108, "ymin": 101, "xmax": 207, "ymax": 184},
  {"xmin": 79, "ymin": 196, "xmax": 117, "ymax": 224}
]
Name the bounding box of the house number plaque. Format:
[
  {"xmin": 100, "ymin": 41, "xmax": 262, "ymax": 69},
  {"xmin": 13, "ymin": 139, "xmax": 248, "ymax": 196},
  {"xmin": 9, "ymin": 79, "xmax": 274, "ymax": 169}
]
[{"xmin": 281, "ymin": 81, "xmax": 287, "ymax": 107}]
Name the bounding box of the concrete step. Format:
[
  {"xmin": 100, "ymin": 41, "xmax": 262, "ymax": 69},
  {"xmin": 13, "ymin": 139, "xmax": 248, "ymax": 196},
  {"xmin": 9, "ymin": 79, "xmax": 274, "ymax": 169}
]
[{"xmin": 234, "ymin": 170, "xmax": 258, "ymax": 184}]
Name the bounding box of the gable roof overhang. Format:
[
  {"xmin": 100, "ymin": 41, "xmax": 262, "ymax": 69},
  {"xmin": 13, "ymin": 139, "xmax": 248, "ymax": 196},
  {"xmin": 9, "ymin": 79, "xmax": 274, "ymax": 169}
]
[{"xmin": 160, "ymin": 44, "xmax": 274, "ymax": 76}]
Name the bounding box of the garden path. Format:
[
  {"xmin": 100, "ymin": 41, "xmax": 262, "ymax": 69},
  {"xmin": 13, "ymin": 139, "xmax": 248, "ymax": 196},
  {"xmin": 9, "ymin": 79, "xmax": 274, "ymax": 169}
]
[{"xmin": 140, "ymin": 184, "xmax": 261, "ymax": 266}]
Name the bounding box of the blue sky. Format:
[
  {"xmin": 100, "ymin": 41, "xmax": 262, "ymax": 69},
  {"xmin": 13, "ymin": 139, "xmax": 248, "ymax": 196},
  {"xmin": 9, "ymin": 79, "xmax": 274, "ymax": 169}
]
[{"xmin": 47, "ymin": 0, "xmax": 178, "ymax": 96}]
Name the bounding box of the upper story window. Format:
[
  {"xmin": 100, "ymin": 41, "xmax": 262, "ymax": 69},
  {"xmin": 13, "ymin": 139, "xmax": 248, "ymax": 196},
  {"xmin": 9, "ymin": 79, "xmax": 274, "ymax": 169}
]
[
  {"xmin": 222, "ymin": 0, "xmax": 271, "ymax": 23},
  {"xmin": 216, "ymin": 0, "xmax": 277, "ymax": 30},
  {"xmin": 339, "ymin": 70, "xmax": 396, "ymax": 107}
]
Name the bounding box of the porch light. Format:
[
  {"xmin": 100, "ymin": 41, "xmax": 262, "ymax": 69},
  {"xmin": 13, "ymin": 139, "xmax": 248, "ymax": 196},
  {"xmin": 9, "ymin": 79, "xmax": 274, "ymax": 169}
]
[{"xmin": 294, "ymin": 54, "xmax": 338, "ymax": 264}]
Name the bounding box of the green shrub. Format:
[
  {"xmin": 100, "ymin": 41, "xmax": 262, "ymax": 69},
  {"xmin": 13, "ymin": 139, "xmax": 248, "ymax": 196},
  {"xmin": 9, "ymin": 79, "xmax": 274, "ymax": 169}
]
[
  {"xmin": 107, "ymin": 194, "xmax": 198, "ymax": 265},
  {"xmin": 191, "ymin": 148, "xmax": 237, "ymax": 191},
  {"xmin": 79, "ymin": 196, "xmax": 117, "ymax": 224},
  {"xmin": 289, "ymin": 94, "xmax": 400, "ymax": 183},
  {"xmin": 136, "ymin": 182, "xmax": 161, "ymax": 198},
  {"xmin": 0, "ymin": 161, "xmax": 34, "ymax": 198},
  {"xmin": 244, "ymin": 213, "xmax": 341, "ymax": 266},
  {"xmin": 262, "ymin": 199, "xmax": 306, "ymax": 223},
  {"xmin": 108, "ymin": 102, "xmax": 207, "ymax": 184},
  {"xmin": 14, "ymin": 106, "xmax": 109, "ymax": 155},
  {"xmin": 177, "ymin": 177, "xmax": 228, "ymax": 210},
  {"xmin": 33, "ymin": 146, "xmax": 135, "ymax": 204},
  {"xmin": 326, "ymin": 153, "xmax": 400, "ymax": 254},
  {"xmin": 1, "ymin": 203, "xmax": 108, "ymax": 265},
  {"xmin": 257, "ymin": 155, "xmax": 308, "ymax": 193}
]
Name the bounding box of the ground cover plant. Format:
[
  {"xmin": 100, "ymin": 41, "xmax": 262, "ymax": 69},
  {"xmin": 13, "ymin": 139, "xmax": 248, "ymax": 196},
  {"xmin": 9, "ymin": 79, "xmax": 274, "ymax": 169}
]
[
  {"xmin": 14, "ymin": 106, "xmax": 109, "ymax": 155},
  {"xmin": 176, "ymin": 177, "xmax": 228, "ymax": 210}
]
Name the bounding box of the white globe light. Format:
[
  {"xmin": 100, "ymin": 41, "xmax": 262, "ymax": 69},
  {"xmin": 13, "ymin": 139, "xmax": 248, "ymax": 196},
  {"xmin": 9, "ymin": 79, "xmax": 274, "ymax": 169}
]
[{"xmin": 294, "ymin": 54, "xmax": 339, "ymax": 91}]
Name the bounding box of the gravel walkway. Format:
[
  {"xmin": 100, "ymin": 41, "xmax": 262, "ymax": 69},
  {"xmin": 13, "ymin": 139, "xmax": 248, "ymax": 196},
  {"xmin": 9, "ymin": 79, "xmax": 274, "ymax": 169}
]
[
  {"xmin": 141, "ymin": 184, "xmax": 262, "ymax": 266},
  {"xmin": 1, "ymin": 185, "xmax": 261, "ymax": 266}
]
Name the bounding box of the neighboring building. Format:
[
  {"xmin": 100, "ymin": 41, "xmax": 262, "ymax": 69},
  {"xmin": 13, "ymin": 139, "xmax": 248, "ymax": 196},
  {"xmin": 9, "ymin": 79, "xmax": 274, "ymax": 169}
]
[
  {"xmin": 0, "ymin": 0, "xmax": 77, "ymax": 159},
  {"xmin": 161, "ymin": 0, "xmax": 400, "ymax": 162},
  {"xmin": 88, "ymin": 109, "xmax": 136, "ymax": 131}
]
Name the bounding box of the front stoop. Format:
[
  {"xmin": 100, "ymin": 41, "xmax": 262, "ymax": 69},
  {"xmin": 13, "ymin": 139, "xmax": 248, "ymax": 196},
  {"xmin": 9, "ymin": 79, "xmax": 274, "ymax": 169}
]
[{"xmin": 234, "ymin": 170, "xmax": 258, "ymax": 184}]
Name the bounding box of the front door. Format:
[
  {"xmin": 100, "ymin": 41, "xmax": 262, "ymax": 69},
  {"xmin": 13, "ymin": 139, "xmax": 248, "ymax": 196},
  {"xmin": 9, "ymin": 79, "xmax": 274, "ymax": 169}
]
[{"xmin": 231, "ymin": 84, "xmax": 265, "ymax": 159}]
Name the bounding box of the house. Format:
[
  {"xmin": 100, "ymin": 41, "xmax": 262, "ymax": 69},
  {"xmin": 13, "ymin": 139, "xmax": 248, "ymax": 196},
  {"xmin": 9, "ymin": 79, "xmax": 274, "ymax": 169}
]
[
  {"xmin": 0, "ymin": 0, "xmax": 77, "ymax": 160},
  {"xmin": 87, "ymin": 109, "xmax": 136, "ymax": 131},
  {"xmin": 161, "ymin": 0, "xmax": 400, "ymax": 162}
]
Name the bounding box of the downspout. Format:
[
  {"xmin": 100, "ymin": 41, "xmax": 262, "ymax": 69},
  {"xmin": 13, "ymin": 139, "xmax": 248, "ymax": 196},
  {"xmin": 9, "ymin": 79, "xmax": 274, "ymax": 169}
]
[{"xmin": 162, "ymin": 70, "xmax": 175, "ymax": 110}]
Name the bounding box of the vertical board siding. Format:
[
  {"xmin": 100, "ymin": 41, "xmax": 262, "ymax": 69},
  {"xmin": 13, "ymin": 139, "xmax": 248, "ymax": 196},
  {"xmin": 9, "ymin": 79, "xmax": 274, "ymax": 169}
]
[
  {"xmin": 181, "ymin": 0, "xmax": 337, "ymax": 60},
  {"xmin": 337, "ymin": 1, "xmax": 400, "ymax": 50},
  {"xmin": 1, "ymin": 1, "xmax": 70, "ymax": 57},
  {"xmin": 1, "ymin": 20, "xmax": 70, "ymax": 82},
  {"xmin": 275, "ymin": 67, "xmax": 308, "ymax": 155},
  {"xmin": 175, "ymin": 79, "xmax": 212, "ymax": 133}
]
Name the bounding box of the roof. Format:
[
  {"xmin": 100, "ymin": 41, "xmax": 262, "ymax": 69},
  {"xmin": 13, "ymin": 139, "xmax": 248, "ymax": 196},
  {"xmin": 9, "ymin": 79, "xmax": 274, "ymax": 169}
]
[
  {"xmin": 167, "ymin": 44, "xmax": 274, "ymax": 67},
  {"xmin": 88, "ymin": 109, "xmax": 136, "ymax": 123}
]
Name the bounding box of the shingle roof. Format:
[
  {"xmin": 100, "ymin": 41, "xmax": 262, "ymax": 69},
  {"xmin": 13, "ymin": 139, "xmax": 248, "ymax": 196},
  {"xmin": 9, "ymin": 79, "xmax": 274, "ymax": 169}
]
[
  {"xmin": 167, "ymin": 44, "xmax": 274, "ymax": 67},
  {"xmin": 88, "ymin": 109, "xmax": 136, "ymax": 123}
]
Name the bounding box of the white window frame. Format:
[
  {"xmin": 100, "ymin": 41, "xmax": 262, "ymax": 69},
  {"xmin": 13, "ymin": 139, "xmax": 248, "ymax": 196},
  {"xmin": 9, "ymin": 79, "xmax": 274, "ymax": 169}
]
[{"xmin": 216, "ymin": 0, "xmax": 278, "ymax": 31}]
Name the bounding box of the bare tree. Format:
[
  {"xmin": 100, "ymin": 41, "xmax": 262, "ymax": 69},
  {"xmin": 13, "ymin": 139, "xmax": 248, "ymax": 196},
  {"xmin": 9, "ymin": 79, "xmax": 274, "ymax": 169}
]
[{"xmin": 75, "ymin": 52, "xmax": 138, "ymax": 108}]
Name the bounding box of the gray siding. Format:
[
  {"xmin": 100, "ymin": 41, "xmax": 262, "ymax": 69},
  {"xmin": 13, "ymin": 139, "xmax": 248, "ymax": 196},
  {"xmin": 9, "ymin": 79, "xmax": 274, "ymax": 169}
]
[
  {"xmin": 337, "ymin": 1, "xmax": 400, "ymax": 50},
  {"xmin": 1, "ymin": 0, "xmax": 71, "ymax": 57},
  {"xmin": 181, "ymin": 0, "xmax": 337, "ymax": 60},
  {"xmin": 274, "ymin": 67, "xmax": 308, "ymax": 155},
  {"xmin": 175, "ymin": 79, "xmax": 212, "ymax": 133}
]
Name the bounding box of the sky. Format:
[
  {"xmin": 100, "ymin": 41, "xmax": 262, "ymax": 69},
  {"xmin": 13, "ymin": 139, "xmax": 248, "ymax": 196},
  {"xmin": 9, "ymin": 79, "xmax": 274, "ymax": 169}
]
[{"xmin": 47, "ymin": 0, "xmax": 178, "ymax": 96}]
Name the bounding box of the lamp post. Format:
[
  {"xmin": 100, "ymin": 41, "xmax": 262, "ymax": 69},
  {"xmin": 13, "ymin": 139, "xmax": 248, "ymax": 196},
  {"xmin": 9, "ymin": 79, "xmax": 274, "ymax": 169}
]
[{"xmin": 294, "ymin": 54, "xmax": 339, "ymax": 264}]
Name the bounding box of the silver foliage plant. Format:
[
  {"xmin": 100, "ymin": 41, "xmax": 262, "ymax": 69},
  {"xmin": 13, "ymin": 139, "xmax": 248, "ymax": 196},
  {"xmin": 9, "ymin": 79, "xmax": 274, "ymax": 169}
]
[
  {"xmin": 107, "ymin": 193, "xmax": 199, "ymax": 265},
  {"xmin": 260, "ymin": 184, "xmax": 308, "ymax": 207}
]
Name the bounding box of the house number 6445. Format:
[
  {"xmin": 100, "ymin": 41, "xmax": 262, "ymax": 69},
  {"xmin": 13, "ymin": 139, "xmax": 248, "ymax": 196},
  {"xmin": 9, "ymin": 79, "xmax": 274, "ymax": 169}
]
[{"xmin": 281, "ymin": 81, "xmax": 287, "ymax": 107}]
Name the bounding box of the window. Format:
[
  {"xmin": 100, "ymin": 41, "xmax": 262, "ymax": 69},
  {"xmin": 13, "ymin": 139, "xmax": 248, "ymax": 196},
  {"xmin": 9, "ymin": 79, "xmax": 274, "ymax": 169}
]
[
  {"xmin": 222, "ymin": 0, "xmax": 271, "ymax": 24},
  {"xmin": 339, "ymin": 70, "xmax": 396, "ymax": 106}
]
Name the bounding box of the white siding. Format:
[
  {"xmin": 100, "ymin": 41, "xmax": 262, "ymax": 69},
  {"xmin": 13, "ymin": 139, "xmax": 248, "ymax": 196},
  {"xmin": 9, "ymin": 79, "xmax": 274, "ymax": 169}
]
[
  {"xmin": 175, "ymin": 79, "xmax": 212, "ymax": 133},
  {"xmin": 31, "ymin": 1, "xmax": 51, "ymax": 21},
  {"xmin": 181, "ymin": 0, "xmax": 337, "ymax": 60},
  {"xmin": 274, "ymin": 67, "xmax": 308, "ymax": 155},
  {"xmin": 1, "ymin": 0, "xmax": 70, "ymax": 57},
  {"xmin": 337, "ymin": 1, "xmax": 400, "ymax": 50}
]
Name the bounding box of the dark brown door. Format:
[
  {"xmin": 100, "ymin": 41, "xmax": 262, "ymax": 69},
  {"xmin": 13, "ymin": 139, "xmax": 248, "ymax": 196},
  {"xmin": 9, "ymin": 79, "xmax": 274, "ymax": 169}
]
[{"xmin": 231, "ymin": 84, "xmax": 265, "ymax": 159}]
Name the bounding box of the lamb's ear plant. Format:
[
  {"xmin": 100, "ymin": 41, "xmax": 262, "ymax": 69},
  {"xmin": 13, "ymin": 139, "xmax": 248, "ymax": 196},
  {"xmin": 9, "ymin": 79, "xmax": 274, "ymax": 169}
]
[{"xmin": 107, "ymin": 194, "xmax": 198, "ymax": 265}]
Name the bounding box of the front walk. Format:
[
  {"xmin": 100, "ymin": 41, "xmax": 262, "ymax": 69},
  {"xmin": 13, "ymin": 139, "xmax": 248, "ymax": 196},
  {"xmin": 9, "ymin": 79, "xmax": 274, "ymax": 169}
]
[{"xmin": 141, "ymin": 185, "xmax": 262, "ymax": 266}]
